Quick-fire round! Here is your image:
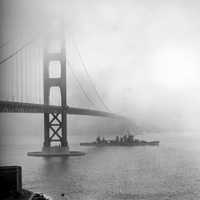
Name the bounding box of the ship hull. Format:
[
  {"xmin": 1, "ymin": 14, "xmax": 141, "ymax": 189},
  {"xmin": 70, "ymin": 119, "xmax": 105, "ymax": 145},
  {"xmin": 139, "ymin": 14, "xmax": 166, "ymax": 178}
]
[{"xmin": 80, "ymin": 141, "xmax": 159, "ymax": 146}]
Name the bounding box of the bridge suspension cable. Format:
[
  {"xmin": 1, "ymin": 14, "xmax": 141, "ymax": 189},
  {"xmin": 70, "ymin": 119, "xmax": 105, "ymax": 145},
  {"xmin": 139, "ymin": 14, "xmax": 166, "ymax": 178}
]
[
  {"xmin": 0, "ymin": 31, "xmax": 44, "ymax": 66},
  {"xmin": 0, "ymin": 28, "xmax": 43, "ymax": 50},
  {"xmin": 67, "ymin": 59, "xmax": 96, "ymax": 107},
  {"xmin": 0, "ymin": 37, "xmax": 37, "ymax": 65},
  {"xmin": 0, "ymin": 28, "xmax": 111, "ymax": 112},
  {"xmin": 0, "ymin": 32, "xmax": 44, "ymax": 104},
  {"xmin": 69, "ymin": 35, "xmax": 110, "ymax": 112}
]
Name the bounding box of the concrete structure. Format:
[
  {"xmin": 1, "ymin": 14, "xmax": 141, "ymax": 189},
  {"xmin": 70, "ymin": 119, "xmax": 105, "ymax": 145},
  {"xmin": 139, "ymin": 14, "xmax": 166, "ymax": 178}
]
[
  {"xmin": 0, "ymin": 166, "xmax": 22, "ymax": 199},
  {"xmin": 28, "ymin": 25, "xmax": 84, "ymax": 156},
  {"xmin": 43, "ymin": 26, "xmax": 68, "ymax": 152}
]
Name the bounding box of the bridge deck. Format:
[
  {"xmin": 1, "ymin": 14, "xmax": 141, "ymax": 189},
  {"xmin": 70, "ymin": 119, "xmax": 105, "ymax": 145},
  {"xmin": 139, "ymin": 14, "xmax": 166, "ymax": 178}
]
[{"xmin": 0, "ymin": 101, "xmax": 122, "ymax": 119}]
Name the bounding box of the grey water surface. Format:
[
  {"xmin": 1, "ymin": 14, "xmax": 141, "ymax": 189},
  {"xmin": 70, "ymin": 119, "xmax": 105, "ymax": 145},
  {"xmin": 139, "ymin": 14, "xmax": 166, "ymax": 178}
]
[{"xmin": 1, "ymin": 132, "xmax": 200, "ymax": 200}]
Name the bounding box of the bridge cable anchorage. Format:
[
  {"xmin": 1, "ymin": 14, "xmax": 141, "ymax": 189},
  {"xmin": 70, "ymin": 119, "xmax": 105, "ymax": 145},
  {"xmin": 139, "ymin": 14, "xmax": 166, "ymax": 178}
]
[
  {"xmin": 67, "ymin": 59, "xmax": 96, "ymax": 107},
  {"xmin": 69, "ymin": 35, "xmax": 110, "ymax": 112}
]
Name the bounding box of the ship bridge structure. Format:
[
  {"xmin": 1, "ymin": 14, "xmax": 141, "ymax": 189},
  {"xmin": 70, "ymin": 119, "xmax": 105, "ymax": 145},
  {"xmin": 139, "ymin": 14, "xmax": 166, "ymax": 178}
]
[{"xmin": 0, "ymin": 22, "xmax": 129, "ymax": 156}]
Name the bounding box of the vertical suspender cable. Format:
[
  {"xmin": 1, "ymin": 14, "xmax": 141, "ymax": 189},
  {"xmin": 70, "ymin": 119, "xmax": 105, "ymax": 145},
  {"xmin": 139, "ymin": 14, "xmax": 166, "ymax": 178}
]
[
  {"xmin": 29, "ymin": 45, "xmax": 33, "ymax": 103},
  {"xmin": 13, "ymin": 55, "xmax": 16, "ymax": 101},
  {"xmin": 10, "ymin": 56, "xmax": 13, "ymax": 101},
  {"xmin": 16, "ymin": 53, "xmax": 19, "ymax": 102},
  {"xmin": 34, "ymin": 45, "xmax": 37, "ymax": 103},
  {"xmin": 18, "ymin": 51, "xmax": 21, "ymax": 102},
  {"xmin": 25, "ymin": 46, "xmax": 28, "ymax": 102},
  {"xmin": 39, "ymin": 44, "xmax": 42, "ymax": 104},
  {"xmin": 24, "ymin": 48, "xmax": 26, "ymax": 102},
  {"xmin": 22, "ymin": 49, "xmax": 26, "ymax": 102},
  {"xmin": 70, "ymin": 35, "xmax": 110, "ymax": 111}
]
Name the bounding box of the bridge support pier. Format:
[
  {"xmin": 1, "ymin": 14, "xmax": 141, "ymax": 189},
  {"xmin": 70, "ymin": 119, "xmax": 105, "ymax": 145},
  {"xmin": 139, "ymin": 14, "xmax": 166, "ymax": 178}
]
[{"xmin": 27, "ymin": 23, "xmax": 85, "ymax": 157}]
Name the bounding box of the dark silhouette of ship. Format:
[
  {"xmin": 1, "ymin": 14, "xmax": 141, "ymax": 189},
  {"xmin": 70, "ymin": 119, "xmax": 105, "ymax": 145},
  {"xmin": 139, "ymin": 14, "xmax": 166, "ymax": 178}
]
[{"xmin": 80, "ymin": 131, "xmax": 159, "ymax": 147}]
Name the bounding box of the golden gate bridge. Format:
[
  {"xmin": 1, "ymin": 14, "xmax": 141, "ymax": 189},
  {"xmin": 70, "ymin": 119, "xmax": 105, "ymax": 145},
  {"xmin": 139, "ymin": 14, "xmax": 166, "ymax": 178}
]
[{"xmin": 0, "ymin": 22, "xmax": 129, "ymax": 156}]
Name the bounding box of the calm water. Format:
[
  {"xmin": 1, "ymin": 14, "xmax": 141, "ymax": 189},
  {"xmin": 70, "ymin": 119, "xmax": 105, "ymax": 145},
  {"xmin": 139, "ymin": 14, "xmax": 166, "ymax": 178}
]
[{"xmin": 1, "ymin": 132, "xmax": 200, "ymax": 200}]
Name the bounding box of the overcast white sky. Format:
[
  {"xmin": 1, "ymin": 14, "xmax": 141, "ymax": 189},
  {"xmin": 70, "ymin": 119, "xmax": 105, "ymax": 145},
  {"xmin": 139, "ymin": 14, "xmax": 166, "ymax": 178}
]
[{"xmin": 1, "ymin": 0, "xmax": 200, "ymax": 130}]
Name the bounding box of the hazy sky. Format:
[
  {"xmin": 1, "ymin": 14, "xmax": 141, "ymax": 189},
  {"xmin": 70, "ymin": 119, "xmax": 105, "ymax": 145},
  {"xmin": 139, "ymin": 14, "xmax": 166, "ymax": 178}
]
[{"xmin": 1, "ymin": 0, "xmax": 200, "ymax": 130}]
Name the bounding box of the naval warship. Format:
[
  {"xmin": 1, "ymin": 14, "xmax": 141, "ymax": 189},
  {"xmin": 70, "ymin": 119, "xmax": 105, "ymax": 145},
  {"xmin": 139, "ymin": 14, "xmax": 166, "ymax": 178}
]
[{"xmin": 80, "ymin": 134, "xmax": 159, "ymax": 147}]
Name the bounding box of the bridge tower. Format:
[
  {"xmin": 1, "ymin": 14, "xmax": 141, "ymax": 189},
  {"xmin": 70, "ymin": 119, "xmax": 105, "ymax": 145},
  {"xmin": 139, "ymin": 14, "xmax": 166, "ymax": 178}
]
[{"xmin": 42, "ymin": 25, "xmax": 69, "ymax": 153}]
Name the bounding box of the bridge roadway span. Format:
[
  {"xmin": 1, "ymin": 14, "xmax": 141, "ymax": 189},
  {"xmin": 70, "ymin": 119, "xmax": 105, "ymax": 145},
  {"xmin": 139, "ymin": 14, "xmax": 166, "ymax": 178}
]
[{"xmin": 0, "ymin": 101, "xmax": 123, "ymax": 119}]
